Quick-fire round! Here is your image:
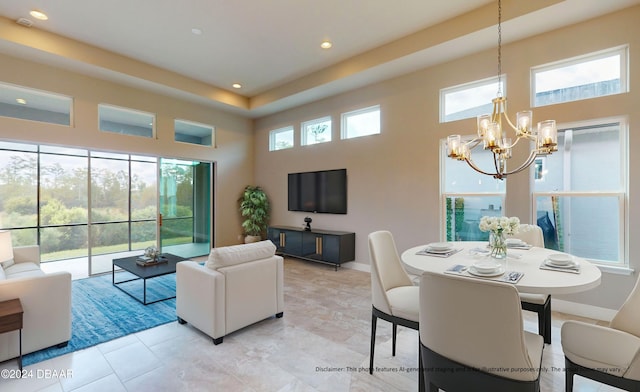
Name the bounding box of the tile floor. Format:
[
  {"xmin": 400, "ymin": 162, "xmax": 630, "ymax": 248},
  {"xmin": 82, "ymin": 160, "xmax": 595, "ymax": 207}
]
[{"xmin": 0, "ymin": 257, "xmax": 624, "ymax": 391}]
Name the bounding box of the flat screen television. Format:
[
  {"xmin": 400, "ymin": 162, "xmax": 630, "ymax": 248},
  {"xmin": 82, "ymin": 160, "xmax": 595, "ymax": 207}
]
[{"xmin": 288, "ymin": 169, "xmax": 347, "ymax": 214}]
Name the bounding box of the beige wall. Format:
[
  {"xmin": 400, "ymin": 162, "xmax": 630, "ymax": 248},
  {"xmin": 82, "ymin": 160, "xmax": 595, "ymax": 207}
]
[
  {"xmin": 254, "ymin": 6, "xmax": 640, "ymax": 310},
  {"xmin": 0, "ymin": 53, "xmax": 254, "ymax": 248}
]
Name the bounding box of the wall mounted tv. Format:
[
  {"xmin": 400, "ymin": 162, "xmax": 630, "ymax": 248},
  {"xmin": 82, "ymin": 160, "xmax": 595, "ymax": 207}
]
[{"xmin": 288, "ymin": 169, "xmax": 347, "ymax": 214}]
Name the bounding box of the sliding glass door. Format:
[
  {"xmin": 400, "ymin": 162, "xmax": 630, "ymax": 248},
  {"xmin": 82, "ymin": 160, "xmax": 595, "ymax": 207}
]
[{"xmin": 159, "ymin": 159, "xmax": 211, "ymax": 259}]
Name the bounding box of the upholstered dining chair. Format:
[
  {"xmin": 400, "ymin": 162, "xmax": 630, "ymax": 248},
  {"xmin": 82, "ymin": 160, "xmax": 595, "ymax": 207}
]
[
  {"xmin": 511, "ymin": 224, "xmax": 551, "ymax": 344},
  {"xmin": 419, "ymin": 270, "xmax": 544, "ymax": 392},
  {"xmin": 368, "ymin": 230, "xmax": 419, "ymax": 375},
  {"xmin": 561, "ymin": 275, "xmax": 640, "ymax": 391}
]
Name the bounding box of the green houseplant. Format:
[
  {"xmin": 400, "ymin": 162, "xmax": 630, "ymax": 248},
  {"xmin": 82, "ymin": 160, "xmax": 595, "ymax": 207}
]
[{"xmin": 239, "ymin": 185, "xmax": 270, "ymax": 243}]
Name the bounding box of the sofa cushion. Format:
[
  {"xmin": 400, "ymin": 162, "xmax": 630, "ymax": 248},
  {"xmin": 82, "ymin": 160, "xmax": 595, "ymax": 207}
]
[
  {"xmin": 4, "ymin": 261, "xmax": 45, "ymax": 279},
  {"xmin": 206, "ymin": 240, "xmax": 276, "ymax": 270},
  {"xmin": 0, "ymin": 265, "xmax": 5, "ymax": 280}
]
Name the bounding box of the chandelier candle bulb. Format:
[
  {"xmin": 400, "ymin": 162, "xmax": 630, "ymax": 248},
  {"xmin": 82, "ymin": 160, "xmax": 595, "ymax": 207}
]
[
  {"xmin": 447, "ymin": 135, "xmax": 461, "ymax": 158},
  {"xmin": 477, "ymin": 115, "xmax": 491, "ymax": 137},
  {"xmin": 538, "ymin": 120, "xmax": 557, "ymax": 147},
  {"xmin": 517, "ymin": 111, "xmax": 532, "ymax": 133},
  {"xmin": 485, "ymin": 123, "xmax": 500, "ymax": 148}
]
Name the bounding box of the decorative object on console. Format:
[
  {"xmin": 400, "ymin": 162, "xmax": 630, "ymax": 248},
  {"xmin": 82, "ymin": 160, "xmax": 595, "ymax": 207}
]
[
  {"xmin": 446, "ymin": 0, "xmax": 557, "ymax": 179},
  {"xmin": 304, "ymin": 216, "xmax": 312, "ymax": 231},
  {"xmin": 239, "ymin": 185, "xmax": 271, "ymax": 243},
  {"xmin": 479, "ymin": 216, "xmax": 520, "ymax": 260}
]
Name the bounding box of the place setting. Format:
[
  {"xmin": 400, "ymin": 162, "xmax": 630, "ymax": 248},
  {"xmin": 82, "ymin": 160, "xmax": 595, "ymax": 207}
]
[
  {"xmin": 416, "ymin": 242, "xmax": 462, "ymax": 258},
  {"xmin": 540, "ymin": 253, "xmax": 581, "ymax": 273},
  {"xmin": 445, "ymin": 259, "xmax": 524, "ymax": 283},
  {"xmin": 505, "ymin": 238, "xmax": 533, "ymax": 250}
]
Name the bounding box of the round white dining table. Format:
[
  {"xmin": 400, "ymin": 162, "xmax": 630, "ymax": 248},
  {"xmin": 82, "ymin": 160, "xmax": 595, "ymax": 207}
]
[{"xmin": 401, "ymin": 241, "xmax": 601, "ymax": 295}]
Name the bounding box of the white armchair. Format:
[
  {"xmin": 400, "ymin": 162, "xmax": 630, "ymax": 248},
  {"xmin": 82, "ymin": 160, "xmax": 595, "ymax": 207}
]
[
  {"xmin": 0, "ymin": 243, "xmax": 72, "ymax": 363},
  {"xmin": 176, "ymin": 240, "xmax": 284, "ymax": 344},
  {"xmin": 561, "ymin": 275, "xmax": 640, "ymax": 391}
]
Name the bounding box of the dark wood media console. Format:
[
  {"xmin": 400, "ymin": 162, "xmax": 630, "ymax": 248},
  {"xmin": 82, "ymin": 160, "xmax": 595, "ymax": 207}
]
[{"xmin": 267, "ymin": 226, "xmax": 355, "ymax": 270}]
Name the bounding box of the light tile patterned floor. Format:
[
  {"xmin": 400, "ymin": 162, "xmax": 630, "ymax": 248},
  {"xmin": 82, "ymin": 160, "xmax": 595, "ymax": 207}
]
[{"xmin": 0, "ymin": 258, "xmax": 624, "ymax": 391}]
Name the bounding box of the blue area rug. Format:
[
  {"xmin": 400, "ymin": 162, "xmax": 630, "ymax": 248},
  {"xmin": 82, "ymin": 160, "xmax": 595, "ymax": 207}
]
[{"xmin": 23, "ymin": 271, "xmax": 177, "ymax": 366}]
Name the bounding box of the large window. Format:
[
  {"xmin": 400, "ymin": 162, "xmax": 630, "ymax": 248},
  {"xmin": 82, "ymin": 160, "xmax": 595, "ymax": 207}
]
[
  {"xmin": 0, "ymin": 141, "xmax": 213, "ymax": 276},
  {"xmin": 441, "ymin": 144, "xmax": 506, "ymax": 241},
  {"xmin": 532, "ymin": 46, "xmax": 628, "ymax": 107},
  {"xmin": 341, "ymin": 105, "xmax": 381, "ymax": 139},
  {"xmin": 533, "ymin": 119, "xmax": 627, "ymax": 267},
  {"xmin": 440, "ymin": 77, "xmax": 504, "ymax": 123},
  {"xmin": 301, "ymin": 116, "xmax": 331, "ymax": 146}
]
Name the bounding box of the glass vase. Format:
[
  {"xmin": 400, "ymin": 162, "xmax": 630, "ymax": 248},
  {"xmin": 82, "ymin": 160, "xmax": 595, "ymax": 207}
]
[{"xmin": 489, "ymin": 231, "xmax": 507, "ymax": 260}]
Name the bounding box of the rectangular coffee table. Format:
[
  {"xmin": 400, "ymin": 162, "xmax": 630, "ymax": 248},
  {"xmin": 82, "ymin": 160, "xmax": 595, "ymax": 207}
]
[{"xmin": 112, "ymin": 253, "xmax": 186, "ymax": 305}]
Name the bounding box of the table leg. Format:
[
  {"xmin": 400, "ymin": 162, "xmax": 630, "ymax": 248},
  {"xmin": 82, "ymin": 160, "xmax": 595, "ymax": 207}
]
[
  {"xmin": 19, "ymin": 329, "xmax": 22, "ymax": 371},
  {"xmin": 143, "ymin": 279, "xmax": 147, "ymax": 305}
]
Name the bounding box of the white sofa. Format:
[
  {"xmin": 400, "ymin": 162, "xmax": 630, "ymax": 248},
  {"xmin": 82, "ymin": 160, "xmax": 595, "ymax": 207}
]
[
  {"xmin": 176, "ymin": 240, "xmax": 284, "ymax": 344},
  {"xmin": 0, "ymin": 245, "xmax": 72, "ymax": 363}
]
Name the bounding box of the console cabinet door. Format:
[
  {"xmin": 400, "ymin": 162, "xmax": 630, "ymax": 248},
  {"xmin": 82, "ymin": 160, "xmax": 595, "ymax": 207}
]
[
  {"xmin": 282, "ymin": 230, "xmax": 302, "ymax": 255},
  {"xmin": 321, "ymin": 234, "xmax": 340, "ymax": 263},
  {"xmin": 267, "ymin": 227, "xmax": 283, "ymax": 251}
]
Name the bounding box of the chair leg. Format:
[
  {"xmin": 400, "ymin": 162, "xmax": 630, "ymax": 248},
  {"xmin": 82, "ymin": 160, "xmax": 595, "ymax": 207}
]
[
  {"xmin": 370, "ymin": 313, "xmax": 377, "ymax": 374},
  {"xmin": 565, "ymin": 362, "xmax": 574, "ymax": 391},
  {"xmin": 392, "ymin": 323, "xmax": 397, "ymax": 356},
  {"xmin": 542, "ymin": 300, "xmax": 551, "ymax": 344}
]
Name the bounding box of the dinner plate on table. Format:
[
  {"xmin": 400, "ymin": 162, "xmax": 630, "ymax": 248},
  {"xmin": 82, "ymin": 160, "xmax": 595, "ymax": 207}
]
[
  {"xmin": 544, "ymin": 258, "xmax": 578, "ymax": 269},
  {"xmin": 426, "ymin": 242, "xmax": 452, "ymax": 251},
  {"xmin": 547, "ymin": 253, "xmax": 573, "ymax": 266},
  {"xmin": 468, "ymin": 265, "xmax": 505, "ymax": 277}
]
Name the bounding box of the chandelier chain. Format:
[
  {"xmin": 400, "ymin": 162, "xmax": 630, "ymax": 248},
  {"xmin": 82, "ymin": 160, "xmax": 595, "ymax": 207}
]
[{"xmin": 497, "ymin": 0, "xmax": 502, "ymax": 97}]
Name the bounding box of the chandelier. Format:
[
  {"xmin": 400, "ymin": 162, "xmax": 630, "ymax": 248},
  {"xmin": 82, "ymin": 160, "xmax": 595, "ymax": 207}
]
[{"xmin": 446, "ymin": 0, "xmax": 557, "ymax": 180}]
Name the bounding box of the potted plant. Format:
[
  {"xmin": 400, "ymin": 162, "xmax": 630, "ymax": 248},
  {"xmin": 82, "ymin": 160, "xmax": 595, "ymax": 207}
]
[{"xmin": 239, "ymin": 185, "xmax": 270, "ymax": 243}]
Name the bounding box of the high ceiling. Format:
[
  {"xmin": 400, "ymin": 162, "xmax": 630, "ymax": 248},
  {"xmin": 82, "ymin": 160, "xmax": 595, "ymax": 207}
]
[{"xmin": 0, "ymin": 0, "xmax": 638, "ymax": 118}]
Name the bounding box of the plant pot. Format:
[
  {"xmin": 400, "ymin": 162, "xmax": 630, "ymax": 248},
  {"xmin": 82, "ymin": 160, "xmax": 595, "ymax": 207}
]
[{"xmin": 244, "ymin": 235, "xmax": 262, "ymax": 244}]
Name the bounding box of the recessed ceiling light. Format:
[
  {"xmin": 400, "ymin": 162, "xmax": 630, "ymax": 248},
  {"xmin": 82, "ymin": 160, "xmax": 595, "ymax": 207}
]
[
  {"xmin": 320, "ymin": 40, "xmax": 332, "ymax": 49},
  {"xmin": 16, "ymin": 98, "xmax": 27, "ymax": 105},
  {"xmin": 191, "ymin": 28, "xmax": 202, "ymax": 35},
  {"xmin": 29, "ymin": 10, "xmax": 48, "ymax": 20},
  {"xmin": 232, "ymin": 83, "xmax": 242, "ymax": 89}
]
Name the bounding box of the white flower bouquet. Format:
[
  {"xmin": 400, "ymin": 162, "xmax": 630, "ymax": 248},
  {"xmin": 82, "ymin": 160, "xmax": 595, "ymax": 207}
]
[{"xmin": 478, "ymin": 216, "xmax": 520, "ymax": 235}]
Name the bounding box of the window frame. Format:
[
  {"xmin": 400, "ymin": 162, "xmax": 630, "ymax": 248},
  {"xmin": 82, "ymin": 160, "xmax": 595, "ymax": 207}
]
[
  {"xmin": 0, "ymin": 82, "xmax": 73, "ymax": 126},
  {"xmin": 531, "ymin": 45, "xmax": 628, "ymax": 108},
  {"xmin": 269, "ymin": 126, "xmax": 295, "ymax": 151},
  {"xmin": 301, "ymin": 116, "xmax": 332, "ymax": 146},
  {"xmin": 341, "ymin": 105, "xmax": 381, "ymax": 139},
  {"xmin": 439, "ymin": 76, "xmax": 505, "ymax": 123},
  {"xmin": 531, "ymin": 117, "xmax": 628, "ymax": 270},
  {"xmin": 174, "ymin": 119, "xmax": 215, "ymax": 147},
  {"xmin": 98, "ymin": 104, "xmax": 155, "ymax": 138}
]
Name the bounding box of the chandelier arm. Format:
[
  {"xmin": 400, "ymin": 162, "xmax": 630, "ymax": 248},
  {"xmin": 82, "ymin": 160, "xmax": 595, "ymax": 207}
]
[
  {"xmin": 500, "ymin": 149, "xmax": 539, "ymax": 177},
  {"xmin": 463, "ymin": 156, "xmax": 501, "ymax": 178}
]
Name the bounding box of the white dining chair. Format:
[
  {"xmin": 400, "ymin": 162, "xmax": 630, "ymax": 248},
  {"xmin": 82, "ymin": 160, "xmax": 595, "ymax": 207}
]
[
  {"xmin": 419, "ymin": 270, "xmax": 544, "ymax": 391},
  {"xmin": 562, "ymin": 275, "xmax": 640, "ymax": 391},
  {"xmin": 368, "ymin": 231, "xmax": 419, "ymax": 375},
  {"xmin": 511, "ymin": 224, "xmax": 551, "ymax": 344}
]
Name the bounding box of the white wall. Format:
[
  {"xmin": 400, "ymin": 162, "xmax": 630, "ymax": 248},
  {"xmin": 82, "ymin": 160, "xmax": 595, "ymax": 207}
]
[
  {"xmin": 0, "ymin": 53, "xmax": 254, "ymax": 248},
  {"xmin": 253, "ymin": 6, "xmax": 640, "ymax": 311}
]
